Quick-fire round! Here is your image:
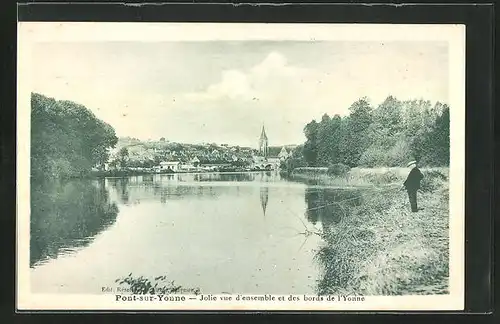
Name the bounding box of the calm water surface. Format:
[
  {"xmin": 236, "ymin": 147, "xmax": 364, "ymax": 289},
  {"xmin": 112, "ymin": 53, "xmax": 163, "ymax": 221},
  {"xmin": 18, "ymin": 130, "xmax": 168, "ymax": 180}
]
[{"xmin": 30, "ymin": 172, "xmax": 362, "ymax": 295}]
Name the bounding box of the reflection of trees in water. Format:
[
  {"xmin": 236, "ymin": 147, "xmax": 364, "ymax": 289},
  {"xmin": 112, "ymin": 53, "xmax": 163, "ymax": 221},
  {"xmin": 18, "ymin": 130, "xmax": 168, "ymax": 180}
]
[
  {"xmin": 304, "ymin": 188, "xmax": 373, "ymax": 295},
  {"xmin": 191, "ymin": 173, "xmax": 257, "ymax": 182},
  {"xmin": 105, "ymin": 178, "xmax": 132, "ymax": 204},
  {"xmin": 30, "ymin": 179, "xmax": 118, "ymax": 267},
  {"xmin": 304, "ymin": 188, "xmax": 361, "ymax": 230},
  {"xmin": 142, "ymin": 175, "xmax": 155, "ymax": 183},
  {"xmin": 119, "ymin": 178, "xmax": 129, "ymax": 203},
  {"xmin": 105, "ymin": 173, "xmax": 282, "ymax": 205},
  {"xmin": 107, "ymin": 177, "xmax": 253, "ymax": 205}
]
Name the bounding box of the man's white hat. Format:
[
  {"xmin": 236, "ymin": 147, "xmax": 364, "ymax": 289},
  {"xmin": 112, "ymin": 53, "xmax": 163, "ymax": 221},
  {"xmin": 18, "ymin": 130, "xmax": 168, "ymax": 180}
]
[{"xmin": 407, "ymin": 160, "xmax": 417, "ymax": 167}]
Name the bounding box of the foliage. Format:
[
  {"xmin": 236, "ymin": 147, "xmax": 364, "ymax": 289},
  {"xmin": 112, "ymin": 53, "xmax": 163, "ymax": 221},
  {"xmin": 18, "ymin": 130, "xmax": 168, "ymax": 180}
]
[
  {"xmin": 303, "ymin": 120, "xmax": 319, "ymax": 166},
  {"xmin": 118, "ymin": 147, "xmax": 129, "ymax": 168},
  {"xmin": 342, "ymin": 97, "xmax": 373, "ymax": 166},
  {"xmin": 110, "ymin": 138, "xmax": 266, "ymax": 169},
  {"xmin": 31, "ymin": 93, "xmax": 118, "ymax": 180},
  {"xmin": 30, "ymin": 179, "xmax": 118, "ymax": 266},
  {"xmin": 420, "ymin": 106, "xmax": 450, "ymax": 166},
  {"xmin": 292, "ymin": 167, "xmax": 329, "ymax": 175},
  {"xmin": 280, "ymin": 144, "xmax": 307, "ymax": 172},
  {"xmin": 327, "ymin": 163, "xmax": 351, "ymax": 177},
  {"xmin": 287, "ymin": 95, "xmax": 450, "ymax": 170}
]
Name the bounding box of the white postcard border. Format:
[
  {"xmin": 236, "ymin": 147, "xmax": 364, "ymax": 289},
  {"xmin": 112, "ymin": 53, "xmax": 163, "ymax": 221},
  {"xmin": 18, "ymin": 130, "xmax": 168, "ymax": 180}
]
[{"xmin": 16, "ymin": 22, "xmax": 465, "ymax": 311}]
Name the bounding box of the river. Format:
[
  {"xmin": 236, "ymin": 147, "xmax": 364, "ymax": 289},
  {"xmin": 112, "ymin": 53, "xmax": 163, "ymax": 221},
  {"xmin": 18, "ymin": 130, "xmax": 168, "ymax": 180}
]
[{"xmin": 30, "ymin": 172, "xmax": 365, "ymax": 295}]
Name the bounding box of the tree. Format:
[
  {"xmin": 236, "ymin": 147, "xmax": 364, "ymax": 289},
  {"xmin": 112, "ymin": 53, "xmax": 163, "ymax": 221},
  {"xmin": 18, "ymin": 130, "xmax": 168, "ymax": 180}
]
[
  {"xmin": 31, "ymin": 93, "xmax": 118, "ymax": 180},
  {"xmin": 359, "ymin": 96, "xmax": 406, "ymax": 166},
  {"xmin": 316, "ymin": 114, "xmax": 342, "ymax": 166},
  {"xmin": 118, "ymin": 147, "xmax": 129, "ymax": 168},
  {"xmin": 281, "ymin": 145, "xmax": 307, "ymax": 172},
  {"xmin": 420, "ymin": 105, "xmax": 450, "ymax": 166},
  {"xmin": 303, "ymin": 120, "xmax": 319, "ymax": 166},
  {"xmin": 373, "ymin": 96, "xmax": 403, "ymax": 136},
  {"xmin": 401, "ymin": 99, "xmax": 438, "ymax": 163},
  {"xmin": 342, "ymin": 97, "xmax": 373, "ymax": 166},
  {"xmin": 297, "ymin": 95, "xmax": 449, "ymax": 169},
  {"xmin": 315, "ymin": 114, "xmax": 331, "ymax": 166}
]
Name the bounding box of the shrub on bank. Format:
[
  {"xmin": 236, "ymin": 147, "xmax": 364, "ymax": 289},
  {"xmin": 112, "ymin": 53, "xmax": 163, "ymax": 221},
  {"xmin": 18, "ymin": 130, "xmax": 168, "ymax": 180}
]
[
  {"xmin": 291, "ymin": 165, "xmax": 352, "ymax": 178},
  {"xmin": 356, "ymin": 169, "xmax": 400, "ymax": 186},
  {"xmin": 420, "ymin": 169, "xmax": 448, "ymax": 193},
  {"xmin": 327, "ymin": 163, "xmax": 351, "ymax": 177}
]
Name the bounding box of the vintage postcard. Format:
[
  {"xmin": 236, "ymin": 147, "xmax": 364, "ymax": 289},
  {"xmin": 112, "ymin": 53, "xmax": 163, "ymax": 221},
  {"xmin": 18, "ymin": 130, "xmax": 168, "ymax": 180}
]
[{"xmin": 17, "ymin": 22, "xmax": 465, "ymax": 311}]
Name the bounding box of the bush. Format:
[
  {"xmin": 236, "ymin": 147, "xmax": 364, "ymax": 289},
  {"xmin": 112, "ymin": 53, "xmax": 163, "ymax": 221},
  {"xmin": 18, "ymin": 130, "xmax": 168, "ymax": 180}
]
[
  {"xmin": 420, "ymin": 170, "xmax": 448, "ymax": 193},
  {"xmin": 358, "ymin": 147, "xmax": 387, "ymax": 167},
  {"xmin": 387, "ymin": 139, "xmax": 413, "ymax": 167},
  {"xmin": 327, "ymin": 163, "xmax": 351, "ymax": 177},
  {"xmin": 378, "ymin": 170, "xmax": 400, "ymax": 183},
  {"xmin": 359, "ymin": 140, "xmax": 414, "ymax": 168}
]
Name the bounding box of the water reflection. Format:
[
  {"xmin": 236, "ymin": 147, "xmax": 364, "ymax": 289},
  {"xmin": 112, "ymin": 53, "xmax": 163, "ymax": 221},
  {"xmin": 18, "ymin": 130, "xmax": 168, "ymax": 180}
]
[
  {"xmin": 304, "ymin": 188, "xmax": 362, "ymax": 231},
  {"xmin": 304, "ymin": 187, "xmax": 377, "ymax": 295},
  {"xmin": 30, "ymin": 179, "xmax": 119, "ymax": 267},
  {"xmin": 30, "ymin": 172, "xmax": 375, "ymax": 295},
  {"xmin": 105, "ymin": 173, "xmax": 281, "ymax": 206},
  {"xmin": 194, "ymin": 173, "xmax": 257, "ymax": 182},
  {"xmin": 259, "ymin": 186, "xmax": 269, "ymax": 216}
]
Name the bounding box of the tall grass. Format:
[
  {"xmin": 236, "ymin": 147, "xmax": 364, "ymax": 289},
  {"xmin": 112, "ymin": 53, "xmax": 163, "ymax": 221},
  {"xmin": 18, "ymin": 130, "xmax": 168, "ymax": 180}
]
[
  {"xmin": 290, "ymin": 167, "xmax": 449, "ymax": 188},
  {"xmin": 311, "ymin": 167, "xmax": 449, "ymax": 295}
]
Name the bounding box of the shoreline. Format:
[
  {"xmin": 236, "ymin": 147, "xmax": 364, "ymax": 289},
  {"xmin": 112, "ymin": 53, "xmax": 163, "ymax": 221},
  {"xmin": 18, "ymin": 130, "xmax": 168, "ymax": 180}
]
[
  {"xmin": 33, "ymin": 166, "xmax": 450, "ymax": 296},
  {"xmin": 297, "ymin": 167, "xmax": 451, "ymax": 295},
  {"xmin": 83, "ymin": 169, "xmax": 280, "ymax": 180}
]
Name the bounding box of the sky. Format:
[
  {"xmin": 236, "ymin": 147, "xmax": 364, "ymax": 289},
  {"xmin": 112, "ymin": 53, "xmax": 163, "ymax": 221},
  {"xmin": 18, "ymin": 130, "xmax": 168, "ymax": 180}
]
[{"xmin": 31, "ymin": 41, "xmax": 449, "ymax": 148}]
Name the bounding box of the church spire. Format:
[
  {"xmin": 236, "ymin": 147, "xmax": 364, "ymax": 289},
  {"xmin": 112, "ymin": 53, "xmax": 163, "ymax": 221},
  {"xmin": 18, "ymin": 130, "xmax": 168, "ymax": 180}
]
[
  {"xmin": 260, "ymin": 124, "xmax": 268, "ymax": 141},
  {"xmin": 258, "ymin": 123, "xmax": 269, "ymax": 158}
]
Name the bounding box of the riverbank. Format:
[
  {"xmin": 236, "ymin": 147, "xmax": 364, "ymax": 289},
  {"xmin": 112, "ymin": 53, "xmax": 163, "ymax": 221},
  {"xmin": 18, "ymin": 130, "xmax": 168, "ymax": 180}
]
[
  {"xmin": 298, "ymin": 167, "xmax": 450, "ymax": 295},
  {"xmin": 287, "ymin": 166, "xmax": 448, "ymax": 188},
  {"xmin": 88, "ymin": 168, "xmax": 275, "ymax": 178}
]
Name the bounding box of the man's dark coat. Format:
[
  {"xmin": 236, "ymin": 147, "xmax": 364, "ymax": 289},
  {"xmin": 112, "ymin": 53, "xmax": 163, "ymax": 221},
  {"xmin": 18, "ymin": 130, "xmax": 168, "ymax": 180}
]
[{"xmin": 403, "ymin": 167, "xmax": 424, "ymax": 212}]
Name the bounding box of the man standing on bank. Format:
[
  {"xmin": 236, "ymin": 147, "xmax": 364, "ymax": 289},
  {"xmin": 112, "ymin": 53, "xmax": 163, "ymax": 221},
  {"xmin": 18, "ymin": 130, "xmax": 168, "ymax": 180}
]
[{"xmin": 402, "ymin": 160, "xmax": 424, "ymax": 212}]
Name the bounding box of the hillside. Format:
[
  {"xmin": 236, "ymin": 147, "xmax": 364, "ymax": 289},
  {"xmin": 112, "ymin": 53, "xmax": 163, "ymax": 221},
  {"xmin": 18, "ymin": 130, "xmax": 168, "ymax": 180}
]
[{"xmin": 109, "ymin": 138, "xmax": 297, "ymax": 168}]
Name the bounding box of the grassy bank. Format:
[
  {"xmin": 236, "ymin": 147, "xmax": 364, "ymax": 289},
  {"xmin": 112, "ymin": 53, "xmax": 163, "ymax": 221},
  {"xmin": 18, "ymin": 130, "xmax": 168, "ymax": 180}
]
[
  {"xmin": 298, "ymin": 167, "xmax": 450, "ymax": 295},
  {"xmin": 289, "ymin": 166, "xmax": 448, "ymax": 188}
]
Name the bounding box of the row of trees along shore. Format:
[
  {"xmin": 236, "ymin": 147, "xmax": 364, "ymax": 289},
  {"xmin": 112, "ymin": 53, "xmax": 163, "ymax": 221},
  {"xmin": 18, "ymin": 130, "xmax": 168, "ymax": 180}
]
[
  {"xmin": 31, "ymin": 93, "xmax": 118, "ymax": 180},
  {"xmin": 31, "ymin": 92, "xmax": 449, "ymax": 180},
  {"xmin": 283, "ymin": 96, "xmax": 450, "ymax": 172}
]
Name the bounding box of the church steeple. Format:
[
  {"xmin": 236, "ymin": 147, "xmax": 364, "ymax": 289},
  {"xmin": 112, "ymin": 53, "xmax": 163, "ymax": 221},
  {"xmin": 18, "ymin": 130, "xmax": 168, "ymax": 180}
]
[
  {"xmin": 260, "ymin": 124, "xmax": 268, "ymax": 141},
  {"xmin": 259, "ymin": 124, "xmax": 269, "ymax": 157}
]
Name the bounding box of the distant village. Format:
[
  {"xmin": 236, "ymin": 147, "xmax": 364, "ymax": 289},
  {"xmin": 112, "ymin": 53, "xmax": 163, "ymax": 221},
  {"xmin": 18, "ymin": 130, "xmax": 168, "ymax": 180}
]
[{"xmin": 100, "ymin": 126, "xmax": 297, "ymax": 174}]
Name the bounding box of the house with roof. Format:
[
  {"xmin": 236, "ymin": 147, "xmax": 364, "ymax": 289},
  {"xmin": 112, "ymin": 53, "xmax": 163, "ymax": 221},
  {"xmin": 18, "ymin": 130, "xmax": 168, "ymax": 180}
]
[
  {"xmin": 191, "ymin": 156, "xmax": 201, "ymax": 166},
  {"xmin": 159, "ymin": 161, "xmax": 181, "ymax": 172}
]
